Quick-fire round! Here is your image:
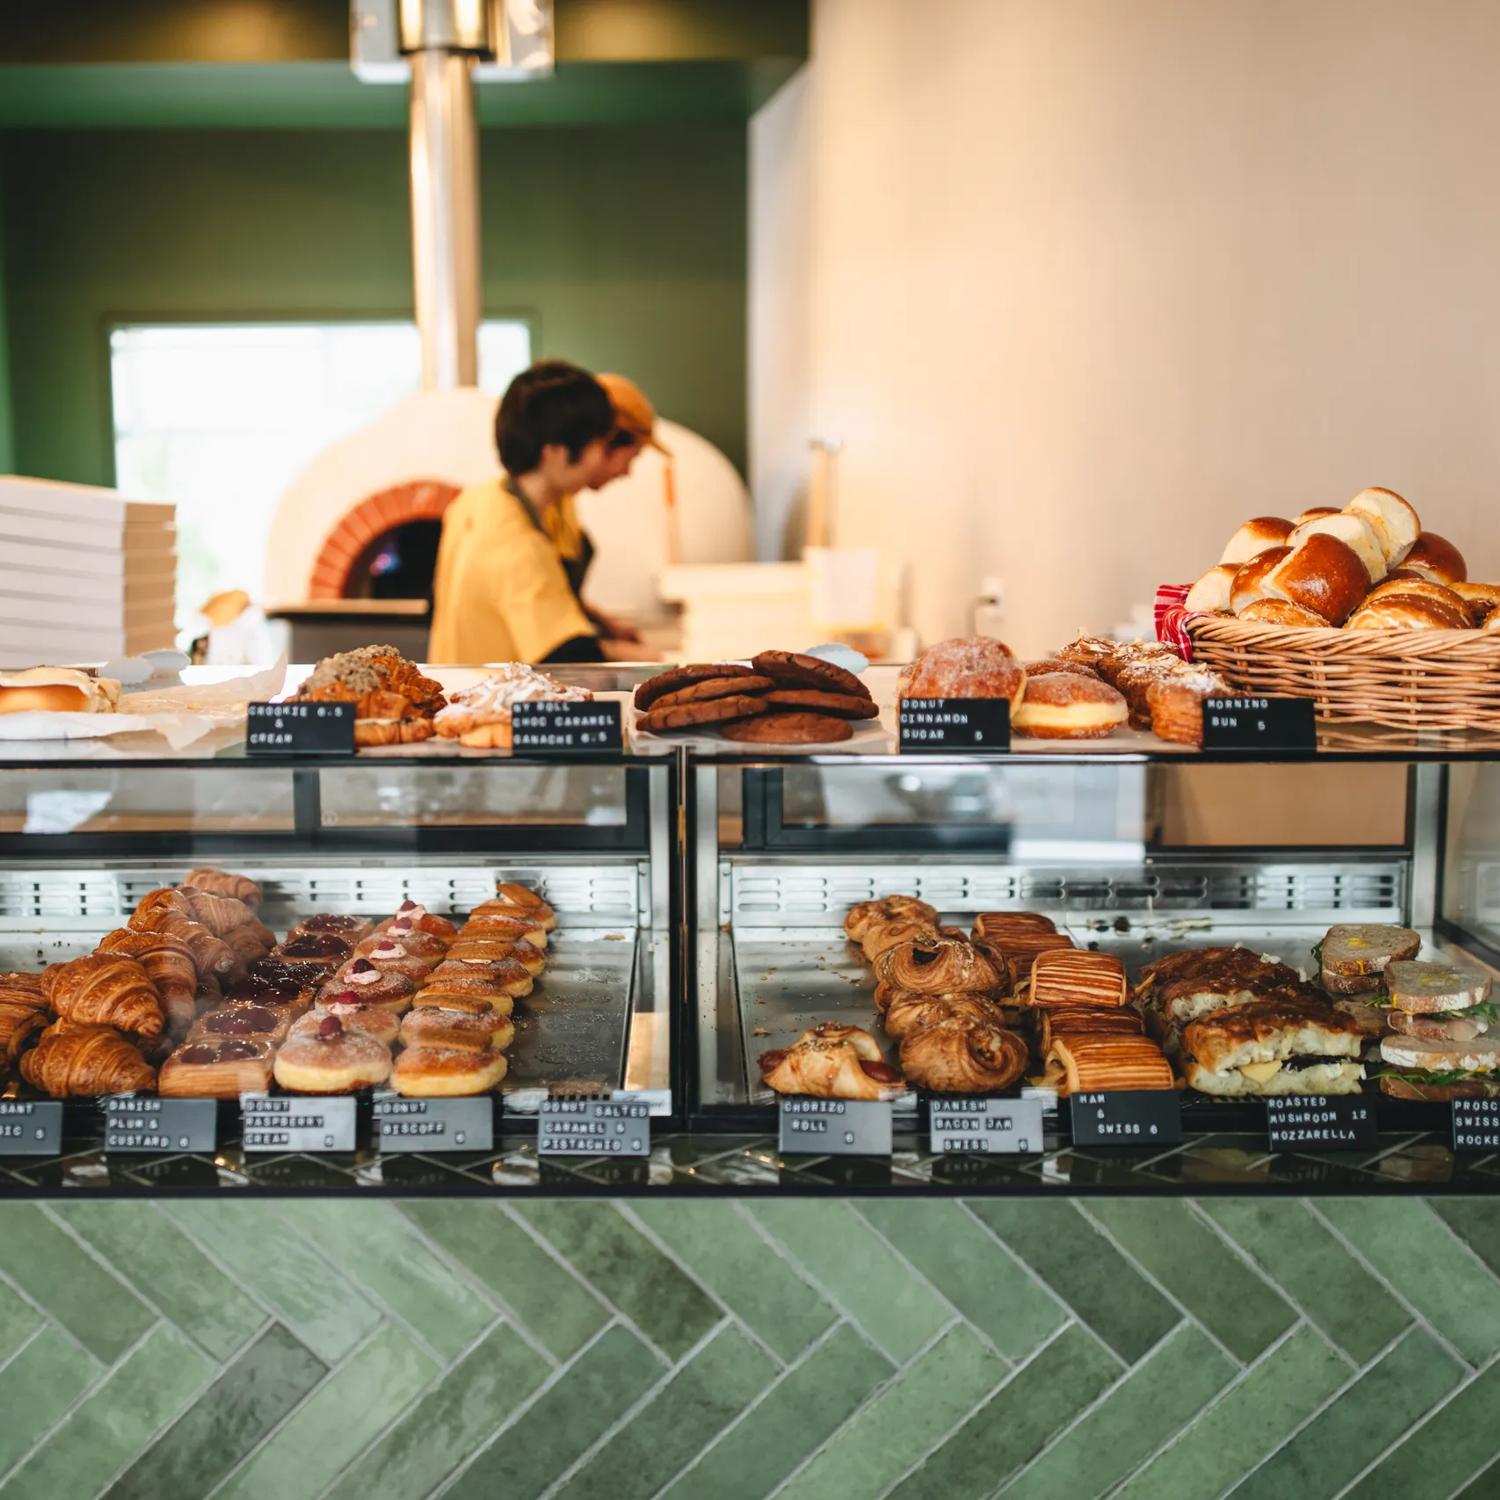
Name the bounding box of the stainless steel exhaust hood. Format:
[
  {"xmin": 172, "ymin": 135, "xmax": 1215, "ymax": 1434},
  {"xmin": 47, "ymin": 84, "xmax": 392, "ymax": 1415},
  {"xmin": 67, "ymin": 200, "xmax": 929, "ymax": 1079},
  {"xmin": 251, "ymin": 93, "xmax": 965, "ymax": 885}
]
[{"xmin": 350, "ymin": 1, "xmax": 554, "ymax": 389}]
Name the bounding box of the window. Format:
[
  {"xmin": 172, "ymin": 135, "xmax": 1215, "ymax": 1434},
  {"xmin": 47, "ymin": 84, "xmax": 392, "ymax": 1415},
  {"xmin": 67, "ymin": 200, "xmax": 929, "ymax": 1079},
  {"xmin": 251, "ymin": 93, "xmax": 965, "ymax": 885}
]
[{"xmin": 109, "ymin": 320, "xmax": 531, "ymax": 629}]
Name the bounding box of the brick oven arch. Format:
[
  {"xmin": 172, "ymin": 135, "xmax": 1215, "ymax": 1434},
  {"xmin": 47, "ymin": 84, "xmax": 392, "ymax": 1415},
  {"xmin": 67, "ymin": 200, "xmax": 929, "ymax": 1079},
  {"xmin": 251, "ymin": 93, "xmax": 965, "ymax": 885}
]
[{"xmin": 307, "ymin": 479, "xmax": 461, "ymax": 600}]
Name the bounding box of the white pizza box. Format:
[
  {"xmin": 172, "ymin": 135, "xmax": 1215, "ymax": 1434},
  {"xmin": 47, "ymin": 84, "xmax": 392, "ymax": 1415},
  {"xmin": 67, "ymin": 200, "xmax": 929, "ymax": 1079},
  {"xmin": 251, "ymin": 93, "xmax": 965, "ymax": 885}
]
[
  {"xmin": 0, "ymin": 593, "xmax": 175, "ymax": 629},
  {"xmin": 0, "ymin": 536, "xmax": 178, "ymax": 581},
  {"xmin": 0, "ymin": 507, "xmax": 174, "ymax": 550},
  {"xmin": 0, "ymin": 569, "xmax": 179, "ymax": 608},
  {"xmin": 0, "ymin": 623, "xmax": 177, "ymax": 666},
  {"xmin": 0, "ymin": 475, "xmax": 176, "ymax": 529}
]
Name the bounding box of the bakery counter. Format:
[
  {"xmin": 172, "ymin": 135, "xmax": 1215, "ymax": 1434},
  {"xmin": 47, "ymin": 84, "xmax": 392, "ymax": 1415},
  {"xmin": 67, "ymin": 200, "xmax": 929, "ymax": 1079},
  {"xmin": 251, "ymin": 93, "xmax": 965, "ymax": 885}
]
[{"xmin": 0, "ymin": 1124, "xmax": 1490, "ymax": 1197}]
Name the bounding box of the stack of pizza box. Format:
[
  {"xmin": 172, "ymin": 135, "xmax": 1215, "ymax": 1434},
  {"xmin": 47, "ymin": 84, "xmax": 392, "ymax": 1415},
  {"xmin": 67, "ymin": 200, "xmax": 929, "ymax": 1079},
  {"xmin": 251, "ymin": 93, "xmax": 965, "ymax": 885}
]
[{"xmin": 0, "ymin": 476, "xmax": 178, "ymax": 667}]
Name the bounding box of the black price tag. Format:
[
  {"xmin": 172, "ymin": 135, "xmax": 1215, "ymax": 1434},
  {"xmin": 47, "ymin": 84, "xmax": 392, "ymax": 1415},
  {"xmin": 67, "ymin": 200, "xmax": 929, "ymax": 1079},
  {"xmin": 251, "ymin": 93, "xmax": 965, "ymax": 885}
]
[
  {"xmin": 778, "ymin": 1097, "xmax": 893, "ymax": 1155},
  {"xmin": 103, "ymin": 1096, "xmax": 216, "ymax": 1153},
  {"xmin": 511, "ymin": 700, "xmax": 623, "ymax": 753},
  {"xmin": 0, "ymin": 1100, "xmax": 63, "ymax": 1156},
  {"xmin": 929, "ymin": 1096, "xmax": 1043, "ymax": 1155},
  {"xmin": 1265, "ymin": 1094, "xmax": 1377, "ymax": 1152},
  {"xmin": 246, "ymin": 701, "xmax": 355, "ymax": 755},
  {"xmin": 1202, "ymin": 696, "xmax": 1316, "ymax": 753},
  {"xmin": 1452, "ymin": 1099, "xmax": 1500, "ymax": 1153},
  {"xmin": 240, "ymin": 1094, "xmax": 356, "ymax": 1152},
  {"xmin": 372, "ymin": 1094, "xmax": 493, "ymax": 1154},
  {"xmin": 899, "ymin": 697, "xmax": 1010, "ymax": 753},
  {"xmin": 536, "ymin": 1097, "xmax": 650, "ymax": 1157},
  {"xmin": 1069, "ymin": 1091, "xmax": 1182, "ymax": 1146}
]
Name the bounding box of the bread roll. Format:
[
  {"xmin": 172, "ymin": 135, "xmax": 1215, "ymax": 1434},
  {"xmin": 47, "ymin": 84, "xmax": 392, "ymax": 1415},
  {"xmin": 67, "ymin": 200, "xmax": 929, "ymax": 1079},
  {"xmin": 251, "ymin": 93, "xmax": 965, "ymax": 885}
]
[
  {"xmin": 1402, "ymin": 531, "xmax": 1466, "ymax": 585},
  {"xmin": 1261, "ymin": 534, "xmax": 1370, "ymax": 625},
  {"xmin": 1346, "ymin": 594, "xmax": 1471, "ymax": 630},
  {"xmin": 1455, "ymin": 583, "xmax": 1500, "ymax": 623},
  {"xmin": 1286, "ymin": 513, "xmax": 1386, "ymax": 583},
  {"xmin": 1229, "ymin": 547, "xmax": 1291, "ymax": 613},
  {"xmin": 1238, "ymin": 599, "xmax": 1330, "ymax": 627},
  {"xmin": 1219, "ymin": 517, "xmax": 1294, "ymax": 567},
  {"xmin": 1345, "ymin": 487, "xmax": 1420, "ymax": 566},
  {"xmin": 1484, "ymin": 610, "xmax": 1500, "ymax": 635},
  {"xmin": 1365, "ymin": 578, "xmax": 1469, "ymax": 615},
  {"xmin": 0, "ymin": 668, "xmax": 121, "ymax": 716},
  {"xmin": 1294, "ymin": 506, "xmax": 1339, "ymax": 524},
  {"xmin": 1185, "ymin": 564, "xmax": 1236, "ymax": 613}
]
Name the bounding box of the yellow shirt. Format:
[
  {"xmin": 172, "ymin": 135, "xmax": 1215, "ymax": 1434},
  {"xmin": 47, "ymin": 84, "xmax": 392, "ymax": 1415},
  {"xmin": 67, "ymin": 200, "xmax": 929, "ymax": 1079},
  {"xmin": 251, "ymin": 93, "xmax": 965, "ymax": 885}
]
[{"xmin": 427, "ymin": 478, "xmax": 594, "ymax": 664}]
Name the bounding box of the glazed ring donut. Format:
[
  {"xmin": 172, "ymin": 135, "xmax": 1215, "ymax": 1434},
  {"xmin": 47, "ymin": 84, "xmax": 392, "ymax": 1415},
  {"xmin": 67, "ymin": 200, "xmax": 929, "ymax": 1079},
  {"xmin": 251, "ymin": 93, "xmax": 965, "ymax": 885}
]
[
  {"xmin": 882, "ymin": 938, "xmax": 1002, "ymax": 996},
  {"xmin": 272, "ymin": 1015, "xmax": 391, "ymax": 1093},
  {"xmin": 399, "ymin": 1005, "xmax": 514, "ymax": 1053},
  {"xmin": 392, "ymin": 1045, "xmax": 508, "ymax": 1097}
]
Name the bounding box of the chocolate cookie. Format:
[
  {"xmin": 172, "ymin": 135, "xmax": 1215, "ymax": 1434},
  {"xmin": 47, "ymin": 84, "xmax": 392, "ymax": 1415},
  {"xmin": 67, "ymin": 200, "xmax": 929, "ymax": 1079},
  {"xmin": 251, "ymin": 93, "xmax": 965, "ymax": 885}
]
[
  {"xmin": 765, "ymin": 689, "xmax": 880, "ymax": 720},
  {"xmin": 720, "ymin": 712, "xmax": 854, "ymax": 744},
  {"xmin": 651, "ymin": 674, "xmax": 773, "ymax": 710},
  {"xmin": 751, "ymin": 650, "xmax": 870, "ymax": 699},
  {"xmin": 634, "ymin": 663, "xmax": 757, "ymax": 710},
  {"xmin": 639, "ymin": 695, "xmax": 768, "ymax": 734}
]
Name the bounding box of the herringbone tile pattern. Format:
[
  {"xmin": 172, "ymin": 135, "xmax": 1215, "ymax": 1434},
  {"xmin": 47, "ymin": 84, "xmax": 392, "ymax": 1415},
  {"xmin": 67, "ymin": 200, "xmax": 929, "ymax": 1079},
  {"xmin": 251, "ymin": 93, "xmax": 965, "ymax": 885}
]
[{"xmin": 1, "ymin": 1198, "xmax": 1499, "ymax": 1498}]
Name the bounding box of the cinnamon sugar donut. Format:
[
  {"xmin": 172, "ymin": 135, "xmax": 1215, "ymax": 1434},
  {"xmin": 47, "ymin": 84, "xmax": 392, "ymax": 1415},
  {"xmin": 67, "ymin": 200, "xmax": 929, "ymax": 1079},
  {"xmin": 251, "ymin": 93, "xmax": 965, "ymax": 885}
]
[
  {"xmin": 898, "ymin": 638, "xmax": 1024, "ymax": 705},
  {"xmin": 1012, "ymin": 673, "xmax": 1127, "ymax": 740}
]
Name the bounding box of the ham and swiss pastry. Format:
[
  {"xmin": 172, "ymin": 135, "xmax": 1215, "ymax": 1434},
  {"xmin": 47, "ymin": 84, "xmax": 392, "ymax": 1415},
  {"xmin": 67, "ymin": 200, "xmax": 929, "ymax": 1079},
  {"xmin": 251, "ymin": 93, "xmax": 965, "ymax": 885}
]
[
  {"xmin": 1041, "ymin": 1034, "xmax": 1175, "ymax": 1096},
  {"xmin": 1027, "ymin": 949, "xmax": 1128, "ymax": 1009}
]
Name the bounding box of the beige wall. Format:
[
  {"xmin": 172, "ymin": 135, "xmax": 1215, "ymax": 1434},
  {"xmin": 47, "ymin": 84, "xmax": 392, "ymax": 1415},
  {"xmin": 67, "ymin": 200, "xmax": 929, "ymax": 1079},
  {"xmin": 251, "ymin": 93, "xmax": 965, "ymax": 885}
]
[{"xmin": 751, "ymin": 0, "xmax": 1500, "ymax": 657}]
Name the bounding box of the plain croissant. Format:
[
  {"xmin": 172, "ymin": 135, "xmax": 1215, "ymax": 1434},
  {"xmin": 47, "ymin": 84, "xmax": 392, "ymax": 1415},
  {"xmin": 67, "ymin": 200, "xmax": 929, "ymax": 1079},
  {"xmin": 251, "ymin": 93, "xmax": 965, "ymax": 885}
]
[
  {"xmin": 183, "ymin": 866, "xmax": 262, "ymax": 910},
  {"xmin": 42, "ymin": 954, "xmax": 165, "ymax": 1040},
  {"xmin": 898, "ymin": 1018, "xmax": 1029, "ymax": 1093},
  {"xmin": 0, "ymin": 1002, "xmax": 48, "ymax": 1069},
  {"xmin": 176, "ymin": 885, "xmax": 275, "ymax": 946},
  {"xmin": 21, "ymin": 1022, "xmax": 156, "ymax": 1097},
  {"xmin": 130, "ymin": 894, "xmax": 240, "ymax": 979},
  {"xmin": 95, "ymin": 928, "xmax": 198, "ymax": 1033}
]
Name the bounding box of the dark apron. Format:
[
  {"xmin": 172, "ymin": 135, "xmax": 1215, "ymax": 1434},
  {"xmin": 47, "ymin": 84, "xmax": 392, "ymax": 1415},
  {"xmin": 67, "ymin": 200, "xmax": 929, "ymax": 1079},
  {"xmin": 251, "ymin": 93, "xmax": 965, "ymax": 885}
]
[{"xmin": 504, "ymin": 478, "xmax": 594, "ymax": 604}]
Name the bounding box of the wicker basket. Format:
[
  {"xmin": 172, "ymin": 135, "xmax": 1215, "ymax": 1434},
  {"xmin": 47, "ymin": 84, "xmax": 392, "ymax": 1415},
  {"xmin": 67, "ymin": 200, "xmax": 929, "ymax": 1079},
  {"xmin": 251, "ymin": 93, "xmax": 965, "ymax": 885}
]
[{"xmin": 1187, "ymin": 615, "xmax": 1500, "ymax": 731}]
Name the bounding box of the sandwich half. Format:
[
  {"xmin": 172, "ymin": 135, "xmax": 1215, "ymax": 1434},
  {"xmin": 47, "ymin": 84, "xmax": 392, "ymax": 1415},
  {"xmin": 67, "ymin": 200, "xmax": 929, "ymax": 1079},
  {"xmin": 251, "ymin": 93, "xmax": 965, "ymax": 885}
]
[
  {"xmin": 1182, "ymin": 997, "xmax": 1365, "ymax": 1097},
  {"xmin": 1378, "ymin": 1035, "xmax": 1500, "ymax": 1100},
  {"xmin": 1317, "ymin": 924, "xmax": 1420, "ymax": 997}
]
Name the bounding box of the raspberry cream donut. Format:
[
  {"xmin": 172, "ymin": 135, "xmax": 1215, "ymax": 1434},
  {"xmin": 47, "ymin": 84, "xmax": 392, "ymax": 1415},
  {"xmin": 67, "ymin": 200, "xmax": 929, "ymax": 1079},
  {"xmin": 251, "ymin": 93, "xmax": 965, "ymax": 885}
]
[
  {"xmin": 374, "ymin": 902, "xmax": 459, "ymax": 944},
  {"xmin": 290, "ymin": 1001, "xmax": 401, "ymax": 1047},
  {"xmin": 356, "ymin": 923, "xmax": 448, "ymax": 962},
  {"xmin": 336, "ymin": 942, "xmax": 433, "ymax": 985},
  {"xmin": 318, "ymin": 962, "xmax": 416, "ymax": 1013},
  {"xmin": 272, "ymin": 1014, "xmax": 391, "ymax": 1094},
  {"xmin": 1012, "ymin": 673, "xmax": 1128, "ymax": 740}
]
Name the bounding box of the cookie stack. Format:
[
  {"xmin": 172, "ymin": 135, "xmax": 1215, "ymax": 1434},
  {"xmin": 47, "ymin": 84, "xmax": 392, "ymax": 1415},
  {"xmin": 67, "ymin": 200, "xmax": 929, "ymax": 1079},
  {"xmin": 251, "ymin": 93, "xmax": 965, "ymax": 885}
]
[{"xmin": 633, "ymin": 651, "xmax": 878, "ymax": 745}]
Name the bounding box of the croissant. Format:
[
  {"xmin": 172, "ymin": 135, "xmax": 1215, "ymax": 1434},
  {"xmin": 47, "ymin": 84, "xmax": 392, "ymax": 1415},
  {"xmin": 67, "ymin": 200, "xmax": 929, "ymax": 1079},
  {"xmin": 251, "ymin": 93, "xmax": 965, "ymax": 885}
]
[
  {"xmin": 21, "ymin": 1022, "xmax": 156, "ymax": 1097},
  {"xmin": 222, "ymin": 923, "xmax": 275, "ymax": 964},
  {"xmin": 0, "ymin": 971, "xmax": 46, "ymax": 1007},
  {"xmin": 42, "ymin": 955, "xmax": 165, "ymax": 1040},
  {"xmin": 130, "ymin": 898, "xmax": 241, "ymax": 980},
  {"xmin": 844, "ymin": 895, "xmax": 939, "ymax": 943},
  {"xmin": 883, "ymin": 990, "xmax": 1010, "ymax": 1040},
  {"xmin": 176, "ymin": 886, "xmax": 274, "ymax": 945},
  {"xmin": 95, "ymin": 929, "xmax": 198, "ymax": 1034},
  {"xmin": 1042, "ymin": 1035, "xmax": 1175, "ymax": 1096},
  {"xmin": 0, "ymin": 1001, "xmax": 49, "ymax": 1068},
  {"xmin": 900, "ymin": 1019, "xmax": 1029, "ymax": 1093},
  {"xmin": 759, "ymin": 1029, "xmax": 904, "ymax": 1100},
  {"xmin": 184, "ymin": 867, "xmax": 263, "ymax": 910},
  {"xmin": 880, "ymin": 938, "xmax": 1002, "ymax": 996}
]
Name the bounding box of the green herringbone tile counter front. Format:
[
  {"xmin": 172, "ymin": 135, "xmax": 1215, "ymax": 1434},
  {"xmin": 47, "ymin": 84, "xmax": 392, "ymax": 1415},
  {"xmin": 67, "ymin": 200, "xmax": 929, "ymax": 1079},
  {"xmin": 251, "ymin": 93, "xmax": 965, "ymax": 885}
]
[{"xmin": 0, "ymin": 1198, "xmax": 1498, "ymax": 1499}]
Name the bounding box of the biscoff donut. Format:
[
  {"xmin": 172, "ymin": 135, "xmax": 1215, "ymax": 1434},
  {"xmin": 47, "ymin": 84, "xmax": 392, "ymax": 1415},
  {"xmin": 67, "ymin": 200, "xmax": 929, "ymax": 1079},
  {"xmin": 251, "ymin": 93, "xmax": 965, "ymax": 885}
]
[{"xmin": 1012, "ymin": 673, "xmax": 1127, "ymax": 740}]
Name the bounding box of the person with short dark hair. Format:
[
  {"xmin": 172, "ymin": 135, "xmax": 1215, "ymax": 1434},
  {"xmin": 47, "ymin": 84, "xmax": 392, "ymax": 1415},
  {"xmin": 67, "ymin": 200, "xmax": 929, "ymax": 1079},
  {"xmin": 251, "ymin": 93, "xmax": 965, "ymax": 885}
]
[{"xmin": 428, "ymin": 360, "xmax": 616, "ymax": 663}]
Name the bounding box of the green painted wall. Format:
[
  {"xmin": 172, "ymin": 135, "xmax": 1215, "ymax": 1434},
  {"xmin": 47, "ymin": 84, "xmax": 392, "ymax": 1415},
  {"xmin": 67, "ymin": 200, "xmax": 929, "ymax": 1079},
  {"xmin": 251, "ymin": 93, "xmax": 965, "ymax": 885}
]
[{"xmin": 0, "ymin": 123, "xmax": 747, "ymax": 486}]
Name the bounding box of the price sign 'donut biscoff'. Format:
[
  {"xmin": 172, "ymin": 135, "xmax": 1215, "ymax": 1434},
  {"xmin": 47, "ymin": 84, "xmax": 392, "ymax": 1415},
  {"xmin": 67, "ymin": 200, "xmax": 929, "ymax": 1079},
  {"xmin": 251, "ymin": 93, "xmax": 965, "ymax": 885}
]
[
  {"xmin": 1201, "ymin": 696, "xmax": 1317, "ymax": 754},
  {"xmin": 1264, "ymin": 1094, "xmax": 1377, "ymax": 1152},
  {"xmin": 510, "ymin": 700, "xmax": 624, "ymax": 753},
  {"xmin": 1069, "ymin": 1090, "xmax": 1183, "ymax": 1147},
  {"xmin": 246, "ymin": 701, "xmax": 355, "ymax": 755},
  {"xmin": 898, "ymin": 698, "xmax": 1011, "ymax": 753},
  {"xmin": 778, "ymin": 1097, "xmax": 893, "ymax": 1156},
  {"xmin": 372, "ymin": 1095, "xmax": 494, "ymax": 1154}
]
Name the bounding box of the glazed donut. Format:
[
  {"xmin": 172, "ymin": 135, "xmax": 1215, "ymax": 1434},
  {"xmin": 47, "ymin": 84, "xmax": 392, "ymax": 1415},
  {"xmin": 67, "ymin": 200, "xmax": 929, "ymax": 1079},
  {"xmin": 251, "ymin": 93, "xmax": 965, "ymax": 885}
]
[
  {"xmin": 399, "ymin": 1005, "xmax": 514, "ymax": 1053},
  {"xmin": 843, "ymin": 895, "xmax": 939, "ymax": 943},
  {"xmin": 272, "ymin": 1014, "xmax": 391, "ymax": 1094},
  {"xmin": 881, "ymin": 990, "xmax": 1009, "ymax": 1040},
  {"xmin": 392, "ymin": 1045, "xmax": 508, "ymax": 1097},
  {"xmin": 881, "ymin": 938, "xmax": 1002, "ymax": 996},
  {"xmin": 899, "ymin": 1019, "xmax": 1029, "ymax": 1094}
]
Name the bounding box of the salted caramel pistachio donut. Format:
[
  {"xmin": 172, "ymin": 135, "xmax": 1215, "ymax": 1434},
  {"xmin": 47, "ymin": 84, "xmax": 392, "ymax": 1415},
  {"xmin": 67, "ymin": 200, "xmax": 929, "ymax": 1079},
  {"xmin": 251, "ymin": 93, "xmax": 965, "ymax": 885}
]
[{"xmin": 1012, "ymin": 673, "xmax": 1128, "ymax": 740}]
